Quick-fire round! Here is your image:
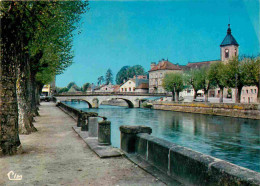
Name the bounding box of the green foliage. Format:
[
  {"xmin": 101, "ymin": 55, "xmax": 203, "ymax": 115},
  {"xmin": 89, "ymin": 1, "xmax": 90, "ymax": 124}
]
[
  {"xmin": 67, "ymin": 82, "xmax": 76, "ymax": 90},
  {"xmin": 242, "ymin": 56, "xmax": 260, "ymax": 87},
  {"xmin": 116, "ymin": 66, "xmax": 130, "ymax": 84},
  {"xmin": 162, "ymin": 73, "xmax": 184, "ymax": 93},
  {"xmin": 105, "ymin": 69, "xmax": 113, "ymax": 85},
  {"xmin": 208, "ymin": 62, "xmax": 225, "ymax": 89},
  {"xmin": 116, "ymin": 65, "xmax": 146, "ymax": 84},
  {"xmin": 142, "ymin": 102, "xmax": 153, "ymax": 108},
  {"xmin": 97, "ymin": 76, "xmax": 104, "ymax": 85},
  {"xmin": 184, "ymin": 69, "xmax": 203, "ymax": 92},
  {"xmin": 82, "ymin": 83, "xmax": 90, "ymax": 92}
]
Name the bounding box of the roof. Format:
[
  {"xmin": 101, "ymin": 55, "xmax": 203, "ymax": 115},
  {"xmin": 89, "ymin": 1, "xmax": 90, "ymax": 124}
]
[
  {"xmin": 149, "ymin": 60, "xmax": 182, "ymax": 72},
  {"xmin": 220, "ymin": 24, "xmax": 239, "ymax": 47},
  {"xmin": 187, "ymin": 60, "xmax": 220, "ymax": 69},
  {"xmin": 136, "ymin": 83, "xmax": 149, "ymax": 89}
]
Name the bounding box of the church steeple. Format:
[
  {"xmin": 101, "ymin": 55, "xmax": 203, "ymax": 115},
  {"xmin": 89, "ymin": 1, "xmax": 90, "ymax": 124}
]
[{"xmin": 220, "ymin": 24, "xmax": 239, "ymax": 62}]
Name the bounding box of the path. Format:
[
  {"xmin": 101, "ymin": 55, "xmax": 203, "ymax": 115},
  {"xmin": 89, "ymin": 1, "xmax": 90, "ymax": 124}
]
[{"xmin": 0, "ymin": 102, "xmax": 165, "ymax": 186}]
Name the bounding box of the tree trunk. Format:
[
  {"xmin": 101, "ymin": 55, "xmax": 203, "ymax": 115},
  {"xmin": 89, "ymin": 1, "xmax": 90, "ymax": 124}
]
[
  {"xmin": 16, "ymin": 53, "xmax": 37, "ymax": 134},
  {"xmin": 236, "ymin": 86, "xmax": 242, "ymax": 103},
  {"xmin": 176, "ymin": 91, "xmax": 179, "ymax": 102},
  {"xmin": 204, "ymin": 90, "xmax": 209, "ymax": 102},
  {"xmin": 219, "ymin": 87, "xmax": 224, "ymax": 103},
  {"xmin": 257, "ymin": 80, "xmax": 260, "ymax": 103},
  {"xmin": 30, "ymin": 74, "xmax": 40, "ymax": 116},
  {"xmin": 0, "ymin": 11, "xmax": 22, "ymax": 155},
  {"xmin": 193, "ymin": 90, "xmax": 197, "ymax": 100},
  {"xmin": 171, "ymin": 91, "xmax": 175, "ymax": 101}
]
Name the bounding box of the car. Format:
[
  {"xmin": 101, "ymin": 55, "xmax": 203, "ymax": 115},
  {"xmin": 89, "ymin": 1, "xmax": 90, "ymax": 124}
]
[{"xmin": 40, "ymin": 95, "xmax": 51, "ymax": 102}]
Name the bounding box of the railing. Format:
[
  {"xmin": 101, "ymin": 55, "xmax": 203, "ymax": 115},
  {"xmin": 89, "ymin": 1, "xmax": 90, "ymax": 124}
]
[{"xmin": 54, "ymin": 92, "xmax": 169, "ymax": 96}]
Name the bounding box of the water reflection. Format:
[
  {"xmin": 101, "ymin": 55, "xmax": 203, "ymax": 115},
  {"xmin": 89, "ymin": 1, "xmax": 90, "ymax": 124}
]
[{"xmin": 64, "ymin": 101, "xmax": 260, "ymax": 172}]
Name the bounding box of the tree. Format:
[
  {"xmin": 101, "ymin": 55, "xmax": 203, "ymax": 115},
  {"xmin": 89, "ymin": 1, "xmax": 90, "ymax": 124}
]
[
  {"xmin": 67, "ymin": 82, "xmax": 76, "ymax": 90},
  {"xmin": 0, "ymin": 2, "xmax": 22, "ymax": 155},
  {"xmin": 115, "ymin": 65, "xmax": 146, "ymax": 84},
  {"xmin": 82, "ymin": 83, "xmax": 90, "ymax": 92},
  {"xmin": 97, "ymin": 76, "xmax": 104, "ymax": 86},
  {"xmin": 185, "ymin": 69, "xmax": 203, "ymax": 100},
  {"xmin": 208, "ymin": 62, "xmax": 226, "ymax": 102},
  {"xmin": 242, "ymin": 56, "xmax": 260, "ymax": 103},
  {"xmin": 224, "ymin": 57, "xmax": 248, "ymax": 103},
  {"xmin": 0, "ymin": 1, "xmax": 88, "ymax": 155},
  {"xmin": 197, "ymin": 66, "xmax": 213, "ymax": 102},
  {"xmin": 116, "ymin": 66, "xmax": 130, "ymax": 84},
  {"xmin": 105, "ymin": 69, "xmax": 113, "ymax": 85},
  {"xmin": 162, "ymin": 73, "xmax": 184, "ymax": 101}
]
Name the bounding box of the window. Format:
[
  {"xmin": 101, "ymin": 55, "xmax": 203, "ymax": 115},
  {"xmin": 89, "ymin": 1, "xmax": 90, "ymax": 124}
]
[
  {"xmin": 125, "ymin": 88, "xmax": 127, "ymax": 91},
  {"xmin": 246, "ymin": 90, "xmax": 248, "ymax": 94},
  {"xmin": 121, "ymin": 88, "xmax": 123, "ymax": 91},
  {"xmin": 225, "ymin": 49, "xmax": 229, "ymax": 58},
  {"xmin": 129, "ymin": 82, "xmax": 131, "ymax": 84},
  {"xmin": 133, "ymin": 88, "xmax": 135, "ymax": 91},
  {"xmin": 251, "ymin": 89, "xmax": 253, "ymax": 93},
  {"xmin": 235, "ymin": 49, "xmax": 237, "ymax": 56},
  {"xmin": 255, "ymin": 89, "xmax": 257, "ymax": 93},
  {"xmin": 129, "ymin": 87, "xmax": 131, "ymax": 91}
]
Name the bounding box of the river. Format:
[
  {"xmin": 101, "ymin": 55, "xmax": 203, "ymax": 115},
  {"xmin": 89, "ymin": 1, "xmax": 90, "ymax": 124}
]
[{"xmin": 64, "ymin": 101, "xmax": 260, "ymax": 172}]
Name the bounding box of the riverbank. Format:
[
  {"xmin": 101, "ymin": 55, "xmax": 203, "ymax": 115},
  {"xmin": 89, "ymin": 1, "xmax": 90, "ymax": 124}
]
[
  {"xmin": 152, "ymin": 101, "xmax": 260, "ymax": 119},
  {"xmin": 0, "ymin": 102, "xmax": 164, "ymax": 185}
]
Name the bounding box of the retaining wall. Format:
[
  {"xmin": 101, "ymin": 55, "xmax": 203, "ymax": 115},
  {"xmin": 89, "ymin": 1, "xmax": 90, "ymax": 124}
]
[
  {"xmin": 152, "ymin": 101, "xmax": 260, "ymax": 119},
  {"xmin": 136, "ymin": 133, "xmax": 260, "ymax": 185}
]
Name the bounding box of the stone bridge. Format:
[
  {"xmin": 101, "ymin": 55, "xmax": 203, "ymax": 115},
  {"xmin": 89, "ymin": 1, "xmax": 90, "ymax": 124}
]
[{"xmin": 54, "ymin": 92, "xmax": 168, "ymax": 108}]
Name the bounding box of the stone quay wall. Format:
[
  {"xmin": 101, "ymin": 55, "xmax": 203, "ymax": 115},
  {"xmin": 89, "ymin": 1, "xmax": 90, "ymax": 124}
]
[
  {"xmin": 152, "ymin": 101, "xmax": 260, "ymax": 119},
  {"xmin": 120, "ymin": 126, "xmax": 260, "ymax": 186}
]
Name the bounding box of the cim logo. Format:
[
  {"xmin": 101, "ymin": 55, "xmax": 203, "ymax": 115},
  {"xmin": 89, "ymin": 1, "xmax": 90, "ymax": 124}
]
[{"xmin": 7, "ymin": 171, "xmax": 22, "ymax": 181}]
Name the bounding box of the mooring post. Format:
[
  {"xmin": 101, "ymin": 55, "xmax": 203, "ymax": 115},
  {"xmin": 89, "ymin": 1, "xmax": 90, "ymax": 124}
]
[
  {"xmin": 119, "ymin": 125, "xmax": 152, "ymax": 153},
  {"xmin": 88, "ymin": 117, "xmax": 98, "ymax": 137},
  {"xmin": 77, "ymin": 111, "xmax": 84, "ymax": 127},
  {"xmin": 98, "ymin": 120, "xmax": 111, "ymax": 146},
  {"xmin": 81, "ymin": 114, "xmax": 88, "ymax": 131}
]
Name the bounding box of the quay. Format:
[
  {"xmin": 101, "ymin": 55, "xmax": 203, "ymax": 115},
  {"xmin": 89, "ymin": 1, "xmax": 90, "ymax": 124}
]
[{"xmin": 0, "ymin": 102, "xmax": 164, "ymax": 185}]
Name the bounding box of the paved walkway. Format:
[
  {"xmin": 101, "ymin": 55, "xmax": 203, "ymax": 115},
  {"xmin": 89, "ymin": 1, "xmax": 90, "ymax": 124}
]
[{"xmin": 0, "ymin": 102, "xmax": 164, "ymax": 186}]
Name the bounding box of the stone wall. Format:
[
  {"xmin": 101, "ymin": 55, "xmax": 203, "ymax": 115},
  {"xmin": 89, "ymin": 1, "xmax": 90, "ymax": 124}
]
[
  {"xmin": 152, "ymin": 101, "xmax": 260, "ymax": 119},
  {"xmin": 120, "ymin": 125, "xmax": 260, "ymax": 185}
]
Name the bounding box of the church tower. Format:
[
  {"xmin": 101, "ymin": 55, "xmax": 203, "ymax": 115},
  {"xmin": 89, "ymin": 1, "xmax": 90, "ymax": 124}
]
[{"xmin": 220, "ymin": 24, "xmax": 239, "ymax": 62}]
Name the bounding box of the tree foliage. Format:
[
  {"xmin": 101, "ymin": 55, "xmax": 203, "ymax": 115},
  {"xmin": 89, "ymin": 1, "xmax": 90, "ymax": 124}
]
[
  {"xmin": 162, "ymin": 73, "xmax": 184, "ymax": 101},
  {"xmin": 116, "ymin": 65, "xmax": 146, "ymax": 84},
  {"xmin": 105, "ymin": 68, "xmax": 113, "ymax": 85}
]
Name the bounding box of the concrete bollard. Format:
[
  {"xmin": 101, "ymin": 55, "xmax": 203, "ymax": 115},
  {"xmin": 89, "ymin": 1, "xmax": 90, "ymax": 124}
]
[
  {"xmin": 77, "ymin": 111, "xmax": 85, "ymax": 127},
  {"xmin": 98, "ymin": 120, "xmax": 111, "ymax": 146},
  {"xmin": 88, "ymin": 117, "xmax": 98, "ymax": 137},
  {"xmin": 119, "ymin": 125, "xmax": 152, "ymax": 153}
]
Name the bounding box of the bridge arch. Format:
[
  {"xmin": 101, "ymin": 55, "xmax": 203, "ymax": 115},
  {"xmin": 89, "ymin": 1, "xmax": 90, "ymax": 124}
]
[
  {"xmin": 64, "ymin": 99, "xmax": 93, "ymax": 108},
  {"xmin": 115, "ymin": 98, "xmax": 134, "ymax": 108}
]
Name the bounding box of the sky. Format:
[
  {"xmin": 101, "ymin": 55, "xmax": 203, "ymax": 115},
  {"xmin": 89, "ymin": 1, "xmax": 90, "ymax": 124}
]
[{"xmin": 56, "ymin": 0, "xmax": 260, "ymax": 87}]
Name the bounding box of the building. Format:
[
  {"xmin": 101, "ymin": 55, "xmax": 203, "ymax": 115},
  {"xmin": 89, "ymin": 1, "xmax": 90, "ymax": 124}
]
[
  {"xmin": 120, "ymin": 75, "xmax": 149, "ymax": 93},
  {"xmin": 148, "ymin": 60, "xmax": 182, "ymax": 93},
  {"xmin": 120, "ymin": 79, "xmax": 136, "ymax": 92},
  {"xmin": 220, "ymin": 24, "xmax": 239, "ymax": 62}
]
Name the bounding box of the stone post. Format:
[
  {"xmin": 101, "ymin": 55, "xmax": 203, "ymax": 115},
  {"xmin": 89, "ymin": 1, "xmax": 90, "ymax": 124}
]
[
  {"xmin": 119, "ymin": 125, "xmax": 152, "ymax": 153},
  {"xmin": 98, "ymin": 120, "xmax": 111, "ymax": 146},
  {"xmin": 88, "ymin": 117, "xmax": 98, "ymax": 137},
  {"xmin": 77, "ymin": 111, "xmax": 84, "ymax": 127},
  {"xmin": 81, "ymin": 115, "xmax": 88, "ymax": 131}
]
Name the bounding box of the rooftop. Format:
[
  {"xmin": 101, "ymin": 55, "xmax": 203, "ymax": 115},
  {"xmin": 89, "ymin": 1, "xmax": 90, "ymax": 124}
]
[
  {"xmin": 149, "ymin": 60, "xmax": 182, "ymax": 72},
  {"xmin": 220, "ymin": 24, "xmax": 239, "ymax": 47}
]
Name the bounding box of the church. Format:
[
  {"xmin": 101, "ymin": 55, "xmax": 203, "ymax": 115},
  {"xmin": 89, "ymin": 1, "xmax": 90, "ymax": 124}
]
[{"xmin": 148, "ymin": 24, "xmax": 258, "ymax": 103}]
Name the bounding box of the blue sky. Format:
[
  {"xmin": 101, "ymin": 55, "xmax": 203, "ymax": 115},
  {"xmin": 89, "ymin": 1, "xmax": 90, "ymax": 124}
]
[{"xmin": 56, "ymin": 0, "xmax": 260, "ymax": 87}]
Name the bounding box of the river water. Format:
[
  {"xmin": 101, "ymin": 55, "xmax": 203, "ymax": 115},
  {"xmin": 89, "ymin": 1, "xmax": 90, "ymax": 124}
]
[{"xmin": 64, "ymin": 101, "xmax": 260, "ymax": 172}]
